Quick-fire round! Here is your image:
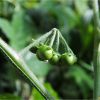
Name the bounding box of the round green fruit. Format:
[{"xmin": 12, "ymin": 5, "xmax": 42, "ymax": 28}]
[
  {"xmin": 36, "ymin": 45, "xmax": 53, "ymax": 61},
  {"xmin": 60, "ymin": 53, "xmax": 68, "ymax": 65},
  {"xmin": 66, "ymin": 52, "xmax": 77, "ymax": 65},
  {"xmin": 60, "ymin": 52, "xmax": 77, "ymax": 65},
  {"xmin": 49, "ymin": 53, "xmax": 60, "ymax": 65}
]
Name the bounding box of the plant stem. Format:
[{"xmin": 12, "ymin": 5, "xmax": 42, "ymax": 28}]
[
  {"xmin": 59, "ymin": 31, "xmax": 74, "ymax": 54},
  {"xmin": 92, "ymin": 0, "xmax": 100, "ymax": 100},
  {"xmin": 55, "ymin": 31, "xmax": 60, "ymax": 52},
  {"xmin": 49, "ymin": 28, "xmax": 56, "ymax": 47},
  {"xmin": 0, "ymin": 38, "xmax": 54, "ymax": 100},
  {"xmin": 20, "ymin": 30, "xmax": 53, "ymax": 55}
]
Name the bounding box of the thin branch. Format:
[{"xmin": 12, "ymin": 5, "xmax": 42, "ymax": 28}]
[
  {"xmin": 49, "ymin": 29, "xmax": 56, "ymax": 47},
  {"xmin": 0, "ymin": 38, "xmax": 54, "ymax": 100},
  {"xmin": 20, "ymin": 30, "xmax": 53, "ymax": 55},
  {"xmin": 55, "ymin": 31, "xmax": 60, "ymax": 52},
  {"xmin": 59, "ymin": 30, "xmax": 74, "ymax": 54}
]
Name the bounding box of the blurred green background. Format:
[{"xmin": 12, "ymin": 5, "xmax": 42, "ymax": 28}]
[{"xmin": 0, "ymin": 0, "xmax": 94, "ymax": 100}]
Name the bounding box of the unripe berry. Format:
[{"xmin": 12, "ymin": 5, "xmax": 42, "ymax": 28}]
[
  {"xmin": 60, "ymin": 52, "xmax": 77, "ymax": 65},
  {"xmin": 36, "ymin": 45, "xmax": 53, "ymax": 61},
  {"xmin": 49, "ymin": 52, "xmax": 60, "ymax": 65}
]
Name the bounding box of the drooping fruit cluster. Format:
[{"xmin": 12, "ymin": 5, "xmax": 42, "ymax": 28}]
[
  {"xmin": 30, "ymin": 44, "xmax": 77, "ymax": 65},
  {"xmin": 29, "ymin": 28, "xmax": 77, "ymax": 66}
]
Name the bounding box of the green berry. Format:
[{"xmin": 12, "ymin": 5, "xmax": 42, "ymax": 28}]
[
  {"xmin": 36, "ymin": 45, "xmax": 53, "ymax": 61},
  {"xmin": 66, "ymin": 52, "xmax": 77, "ymax": 65},
  {"xmin": 60, "ymin": 53, "xmax": 68, "ymax": 65},
  {"xmin": 60, "ymin": 52, "xmax": 77, "ymax": 65},
  {"xmin": 49, "ymin": 52, "xmax": 60, "ymax": 65}
]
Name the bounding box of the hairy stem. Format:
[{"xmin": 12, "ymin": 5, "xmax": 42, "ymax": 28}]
[
  {"xmin": 59, "ymin": 31, "xmax": 74, "ymax": 54},
  {"xmin": 49, "ymin": 28, "xmax": 56, "ymax": 47},
  {"xmin": 92, "ymin": 0, "xmax": 100, "ymax": 99},
  {"xmin": 20, "ymin": 30, "xmax": 53, "ymax": 55},
  {"xmin": 55, "ymin": 31, "xmax": 60, "ymax": 52},
  {"xmin": 0, "ymin": 38, "xmax": 54, "ymax": 100}
]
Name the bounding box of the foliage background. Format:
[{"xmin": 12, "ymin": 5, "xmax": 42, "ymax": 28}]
[{"xmin": 0, "ymin": 0, "xmax": 94, "ymax": 99}]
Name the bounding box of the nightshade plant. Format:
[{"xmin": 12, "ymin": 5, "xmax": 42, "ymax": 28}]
[
  {"xmin": 29, "ymin": 28, "xmax": 77, "ymax": 66},
  {"xmin": 0, "ymin": 28, "xmax": 77, "ymax": 100},
  {"xmin": 0, "ymin": 0, "xmax": 100, "ymax": 99}
]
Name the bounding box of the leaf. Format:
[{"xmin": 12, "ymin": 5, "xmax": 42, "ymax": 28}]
[
  {"xmin": 40, "ymin": 1, "xmax": 79, "ymax": 33},
  {"xmin": 56, "ymin": 7, "xmax": 78, "ymax": 33},
  {"xmin": 31, "ymin": 83, "xmax": 59, "ymax": 100},
  {"xmin": 0, "ymin": 18, "xmax": 15, "ymax": 39},
  {"xmin": 67, "ymin": 65, "xmax": 93, "ymax": 89},
  {"xmin": 21, "ymin": 51, "xmax": 53, "ymax": 77},
  {"xmin": 44, "ymin": 83, "xmax": 59, "ymax": 99},
  {"xmin": 66, "ymin": 65, "xmax": 93, "ymax": 98},
  {"xmin": 31, "ymin": 88, "xmax": 44, "ymax": 100},
  {"xmin": 0, "ymin": 94, "xmax": 21, "ymax": 100},
  {"xmin": 22, "ymin": 0, "xmax": 39, "ymax": 9},
  {"xmin": 75, "ymin": 0, "xmax": 88, "ymax": 15},
  {"xmin": 10, "ymin": 8, "xmax": 37, "ymax": 50}
]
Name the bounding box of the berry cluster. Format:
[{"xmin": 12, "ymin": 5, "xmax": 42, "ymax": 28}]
[
  {"xmin": 30, "ymin": 44, "xmax": 77, "ymax": 65},
  {"xmin": 30, "ymin": 28, "xmax": 77, "ymax": 66}
]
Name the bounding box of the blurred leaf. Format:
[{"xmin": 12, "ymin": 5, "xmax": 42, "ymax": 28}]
[
  {"xmin": 66, "ymin": 65, "xmax": 93, "ymax": 98},
  {"xmin": 0, "ymin": 1, "xmax": 14, "ymax": 17},
  {"xmin": 79, "ymin": 60, "xmax": 93, "ymax": 71},
  {"xmin": 11, "ymin": 8, "xmax": 37, "ymax": 50},
  {"xmin": 75, "ymin": 0, "xmax": 88, "ymax": 15},
  {"xmin": 22, "ymin": 0, "xmax": 39, "ymax": 9},
  {"xmin": 0, "ymin": 18, "xmax": 15, "ymax": 39},
  {"xmin": 31, "ymin": 83, "xmax": 59, "ymax": 100},
  {"xmin": 31, "ymin": 89, "xmax": 44, "ymax": 100},
  {"xmin": 60, "ymin": 7, "xmax": 78, "ymax": 34},
  {"xmin": 67, "ymin": 65, "xmax": 93, "ymax": 89},
  {"xmin": 21, "ymin": 51, "xmax": 53, "ymax": 77},
  {"xmin": 11, "ymin": 9, "xmax": 29, "ymax": 50},
  {"xmin": 0, "ymin": 94, "xmax": 21, "ymax": 100},
  {"xmin": 40, "ymin": 1, "xmax": 79, "ymax": 33},
  {"xmin": 44, "ymin": 83, "xmax": 59, "ymax": 99},
  {"xmin": 81, "ymin": 24, "xmax": 93, "ymax": 51}
]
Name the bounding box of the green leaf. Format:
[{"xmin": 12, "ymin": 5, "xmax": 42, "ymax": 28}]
[
  {"xmin": 75, "ymin": 0, "xmax": 88, "ymax": 15},
  {"xmin": 22, "ymin": 0, "xmax": 39, "ymax": 9},
  {"xmin": 31, "ymin": 88, "xmax": 44, "ymax": 100},
  {"xmin": 11, "ymin": 8, "xmax": 38, "ymax": 50},
  {"xmin": 0, "ymin": 18, "xmax": 15, "ymax": 39},
  {"xmin": 31, "ymin": 83, "xmax": 59, "ymax": 100},
  {"xmin": 67, "ymin": 65, "xmax": 93, "ymax": 89},
  {"xmin": 44, "ymin": 83, "xmax": 59, "ymax": 99},
  {"xmin": 66, "ymin": 65, "xmax": 93, "ymax": 98},
  {"xmin": 56, "ymin": 7, "xmax": 78, "ymax": 33},
  {"xmin": 21, "ymin": 51, "xmax": 52, "ymax": 77},
  {"xmin": 0, "ymin": 94, "xmax": 21, "ymax": 100}
]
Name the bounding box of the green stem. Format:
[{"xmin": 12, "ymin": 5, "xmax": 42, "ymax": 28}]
[
  {"xmin": 55, "ymin": 31, "xmax": 60, "ymax": 52},
  {"xmin": 59, "ymin": 31, "xmax": 74, "ymax": 54},
  {"xmin": 20, "ymin": 30, "xmax": 53, "ymax": 55},
  {"xmin": 92, "ymin": 0, "xmax": 100, "ymax": 100},
  {"xmin": 0, "ymin": 38, "xmax": 54, "ymax": 100},
  {"xmin": 79, "ymin": 60, "xmax": 93, "ymax": 72},
  {"xmin": 49, "ymin": 28, "xmax": 56, "ymax": 47}
]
